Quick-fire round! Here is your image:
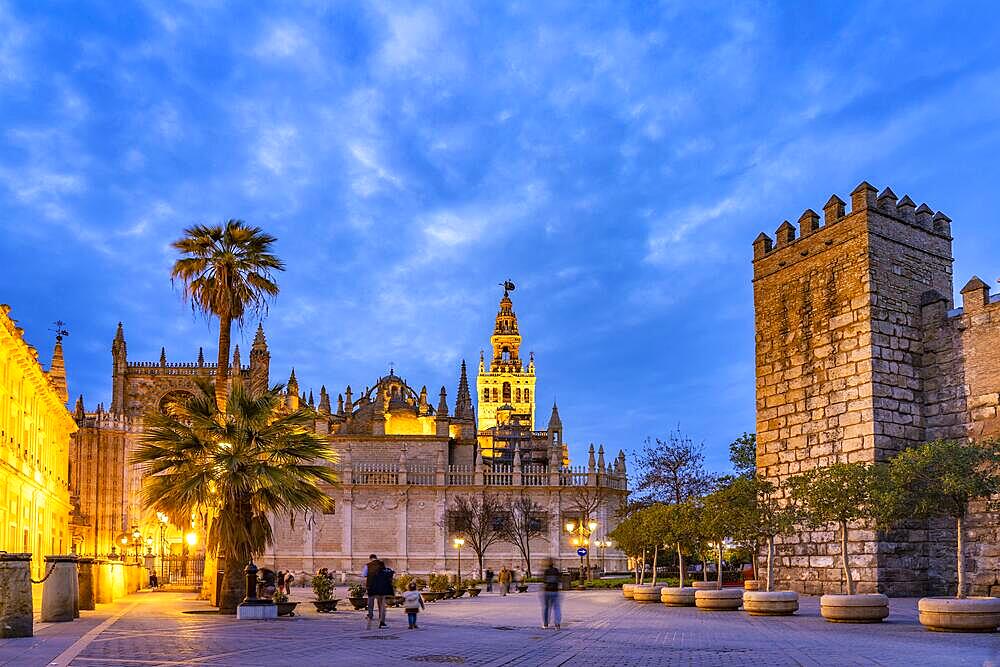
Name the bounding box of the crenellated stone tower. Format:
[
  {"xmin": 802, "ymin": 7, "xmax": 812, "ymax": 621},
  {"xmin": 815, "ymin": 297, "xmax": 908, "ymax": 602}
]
[{"xmin": 753, "ymin": 181, "xmax": 999, "ymax": 596}]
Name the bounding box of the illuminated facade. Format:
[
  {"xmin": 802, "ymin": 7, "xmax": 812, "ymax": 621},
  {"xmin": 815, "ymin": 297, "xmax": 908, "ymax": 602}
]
[
  {"xmin": 0, "ymin": 304, "xmax": 77, "ymax": 579},
  {"xmin": 72, "ymin": 286, "xmax": 628, "ymax": 576},
  {"xmin": 476, "ymin": 286, "xmax": 536, "ymax": 432}
]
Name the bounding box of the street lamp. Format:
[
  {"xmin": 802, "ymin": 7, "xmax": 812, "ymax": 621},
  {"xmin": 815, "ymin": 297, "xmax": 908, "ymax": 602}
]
[
  {"xmin": 131, "ymin": 526, "xmax": 143, "ymax": 562},
  {"xmin": 565, "ymin": 520, "xmax": 598, "ymax": 587},
  {"xmin": 595, "ymin": 539, "xmax": 613, "ymax": 573},
  {"xmin": 453, "ymin": 537, "xmax": 465, "ymax": 583}
]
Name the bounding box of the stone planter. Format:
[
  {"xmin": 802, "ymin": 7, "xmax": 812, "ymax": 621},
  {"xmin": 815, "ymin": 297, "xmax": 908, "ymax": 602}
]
[
  {"xmin": 466, "ymin": 588, "xmax": 481, "ymax": 597},
  {"xmin": 452, "ymin": 588, "xmax": 466, "ymax": 598},
  {"xmin": 917, "ymin": 597, "xmax": 1000, "ymax": 632},
  {"xmin": 743, "ymin": 580, "xmax": 760, "ymax": 591},
  {"xmin": 695, "ymin": 588, "xmax": 743, "ymax": 611},
  {"xmin": 347, "ymin": 596, "xmax": 367, "ymax": 611},
  {"xmin": 820, "ymin": 594, "xmax": 889, "ymax": 623},
  {"xmin": 276, "ymin": 601, "xmax": 298, "ymax": 617},
  {"xmin": 632, "ymin": 585, "xmax": 665, "ymax": 602},
  {"xmin": 743, "ymin": 591, "xmax": 799, "ymax": 616},
  {"xmin": 516, "ymin": 584, "xmax": 529, "ymax": 593},
  {"xmin": 423, "ymin": 591, "xmax": 446, "ymax": 602},
  {"xmin": 622, "ymin": 583, "xmax": 637, "ymax": 599},
  {"xmin": 312, "ymin": 599, "xmax": 339, "ymax": 613},
  {"xmin": 692, "ymin": 580, "xmax": 716, "ymax": 590},
  {"xmin": 660, "ymin": 587, "xmax": 696, "ymax": 607}
]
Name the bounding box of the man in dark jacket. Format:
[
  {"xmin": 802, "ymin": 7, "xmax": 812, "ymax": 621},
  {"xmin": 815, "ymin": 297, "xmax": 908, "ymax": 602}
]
[
  {"xmin": 363, "ymin": 554, "xmax": 394, "ymax": 628},
  {"xmin": 541, "ymin": 559, "xmax": 562, "ymax": 629}
]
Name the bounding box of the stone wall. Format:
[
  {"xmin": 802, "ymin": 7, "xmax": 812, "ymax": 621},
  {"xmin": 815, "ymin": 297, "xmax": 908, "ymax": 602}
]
[{"xmin": 753, "ymin": 181, "xmax": 999, "ymax": 596}]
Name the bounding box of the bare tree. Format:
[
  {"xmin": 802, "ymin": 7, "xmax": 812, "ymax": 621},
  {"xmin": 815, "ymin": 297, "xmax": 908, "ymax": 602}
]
[
  {"xmin": 567, "ymin": 485, "xmax": 614, "ymax": 578},
  {"xmin": 444, "ymin": 493, "xmax": 508, "ymax": 579},
  {"xmin": 501, "ymin": 494, "xmax": 547, "ymax": 576},
  {"xmin": 636, "ymin": 429, "xmax": 716, "ymax": 504}
]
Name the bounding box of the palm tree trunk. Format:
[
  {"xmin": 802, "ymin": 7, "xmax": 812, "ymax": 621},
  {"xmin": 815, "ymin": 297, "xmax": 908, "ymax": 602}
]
[
  {"xmin": 840, "ymin": 520, "xmax": 855, "ymax": 595},
  {"xmin": 218, "ymin": 554, "xmax": 245, "ymax": 614},
  {"xmin": 956, "ymin": 515, "xmax": 965, "ymax": 599},
  {"xmin": 766, "ymin": 535, "xmax": 775, "ymax": 593},
  {"xmin": 716, "ymin": 542, "xmax": 723, "ymax": 590},
  {"xmin": 215, "ymin": 311, "xmax": 232, "ymax": 411},
  {"xmin": 677, "ymin": 543, "xmax": 685, "ymax": 588}
]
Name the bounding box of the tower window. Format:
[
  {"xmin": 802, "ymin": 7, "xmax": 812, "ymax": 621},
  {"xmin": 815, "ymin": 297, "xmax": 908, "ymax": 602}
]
[
  {"xmin": 515, "ymin": 388, "xmax": 521, "ymax": 402},
  {"xmin": 502, "ymin": 347, "xmax": 511, "ymax": 361},
  {"xmin": 524, "ymin": 388, "xmax": 530, "ymax": 403},
  {"xmin": 492, "ymin": 388, "xmax": 498, "ymax": 402},
  {"xmin": 502, "ymin": 382, "xmax": 511, "ymax": 403},
  {"xmin": 483, "ymin": 388, "xmax": 489, "ymax": 403}
]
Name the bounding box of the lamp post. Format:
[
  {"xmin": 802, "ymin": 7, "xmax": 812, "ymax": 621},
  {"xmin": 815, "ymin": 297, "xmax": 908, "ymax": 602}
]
[
  {"xmin": 131, "ymin": 527, "xmax": 143, "ymax": 562},
  {"xmin": 565, "ymin": 520, "xmax": 598, "ymax": 587},
  {"xmin": 453, "ymin": 537, "xmax": 465, "ymax": 583},
  {"xmin": 595, "ymin": 539, "xmax": 613, "ymax": 574},
  {"xmin": 156, "ymin": 512, "xmax": 169, "ymax": 581}
]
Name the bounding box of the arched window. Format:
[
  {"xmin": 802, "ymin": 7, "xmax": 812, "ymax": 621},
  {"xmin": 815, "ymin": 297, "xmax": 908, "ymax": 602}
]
[
  {"xmin": 492, "ymin": 388, "xmax": 498, "ymax": 402},
  {"xmin": 524, "ymin": 388, "xmax": 530, "ymax": 403},
  {"xmin": 483, "ymin": 388, "xmax": 490, "ymax": 402},
  {"xmin": 515, "ymin": 388, "xmax": 521, "ymax": 402},
  {"xmin": 501, "ymin": 347, "xmax": 511, "ymax": 361},
  {"xmin": 502, "ymin": 382, "xmax": 511, "ymax": 403}
]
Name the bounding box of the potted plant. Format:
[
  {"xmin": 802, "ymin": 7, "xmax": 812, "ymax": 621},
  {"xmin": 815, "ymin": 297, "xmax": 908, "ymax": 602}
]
[
  {"xmin": 694, "ymin": 483, "xmax": 745, "ymax": 611},
  {"xmin": 424, "ymin": 574, "xmax": 449, "ymax": 601},
  {"xmin": 790, "ymin": 462, "xmax": 889, "ymax": 623},
  {"xmin": 881, "ymin": 439, "xmax": 1000, "ymax": 632},
  {"xmin": 311, "ymin": 573, "xmax": 340, "ymax": 613},
  {"xmin": 346, "ymin": 583, "xmax": 366, "ymax": 611},
  {"xmin": 632, "ymin": 504, "xmax": 675, "ymax": 602},
  {"xmin": 464, "ymin": 579, "xmax": 482, "ymax": 597},
  {"xmin": 739, "ymin": 476, "xmax": 800, "ymax": 616},
  {"xmin": 272, "ymin": 591, "xmax": 298, "ymax": 617}
]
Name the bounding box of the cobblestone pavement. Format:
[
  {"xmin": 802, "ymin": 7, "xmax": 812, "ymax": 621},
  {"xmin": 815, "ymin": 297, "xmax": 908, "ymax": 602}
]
[{"xmin": 2, "ymin": 588, "xmax": 997, "ymax": 667}]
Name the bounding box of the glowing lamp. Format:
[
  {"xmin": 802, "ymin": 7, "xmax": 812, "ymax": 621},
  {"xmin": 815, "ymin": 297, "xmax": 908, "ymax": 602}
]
[
  {"xmin": 565, "ymin": 522, "xmax": 575, "ymax": 533},
  {"xmin": 185, "ymin": 532, "xmax": 198, "ymax": 546}
]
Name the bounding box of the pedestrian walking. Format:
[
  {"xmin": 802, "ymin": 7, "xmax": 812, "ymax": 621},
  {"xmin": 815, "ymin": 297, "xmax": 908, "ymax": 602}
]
[
  {"xmin": 276, "ymin": 570, "xmax": 285, "ymax": 594},
  {"xmin": 362, "ymin": 554, "xmax": 394, "ymax": 628},
  {"xmin": 285, "ymin": 571, "xmax": 295, "ymax": 593},
  {"xmin": 485, "ymin": 568, "xmax": 494, "ymax": 592},
  {"xmin": 402, "ymin": 581, "xmax": 426, "ymax": 629},
  {"xmin": 498, "ymin": 566, "xmax": 511, "ymax": 596},
  {"xmin": 540, "ymin": 559, "xmax": 561, "ymax": 629}
]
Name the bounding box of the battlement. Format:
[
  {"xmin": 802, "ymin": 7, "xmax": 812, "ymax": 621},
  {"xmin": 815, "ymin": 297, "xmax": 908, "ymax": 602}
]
[
  {"xmin": 923, "ymin": 276, "xmax": 1000, "ymax": 321},
  {"xmin": 125, "ymin": 360, "xmax": 250, "ymax": 375},
  {"xmin": 752, "ymin": 181, "xmax": 952, "ymax": 262}
]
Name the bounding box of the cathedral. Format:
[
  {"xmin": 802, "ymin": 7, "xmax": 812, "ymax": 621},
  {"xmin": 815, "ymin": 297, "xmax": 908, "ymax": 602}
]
[{"xmin": 69, "ymin": 286, "xmax": 628, "ymax": 581}]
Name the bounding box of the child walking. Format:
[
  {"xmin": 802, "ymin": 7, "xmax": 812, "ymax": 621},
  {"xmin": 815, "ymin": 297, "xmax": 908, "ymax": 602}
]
[{"xmin": 402, "ymin": 581, "xmax": 425, "ymax": 629}]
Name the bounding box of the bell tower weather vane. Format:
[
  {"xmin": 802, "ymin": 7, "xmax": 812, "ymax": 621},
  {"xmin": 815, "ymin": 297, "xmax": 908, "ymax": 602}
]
[{"xmin": 500, "ymin": 279, "xmax": 515, "ymax": 296}]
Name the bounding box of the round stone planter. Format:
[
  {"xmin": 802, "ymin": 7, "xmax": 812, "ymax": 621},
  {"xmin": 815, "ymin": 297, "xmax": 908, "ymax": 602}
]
[
  {"xmin": 743, "ymin": 580, "xmax": 761, "ymax": 591},
  {"xmin": 622, "ymin": 583, "xmax": 637, "ymax": 599},
  {"xmin": 820, "ymin": 594, "xmax": 889, "ymax": 623},
  {"xmin": 695, "ymin": 588, "xmax": 743, "ymax": 611},
  {"xmin": 660, "ymin": 587, "xmax": 696, "ymax": 607},
  {"xmin": 692, "ymin": 580, "xmax": 716, "ymax": 590},
  {"xmin": 743, "ymin": 591, "xmax": 799, "ymax": 616},
  {"xmin": 632, "ymin": 585, "xmax": 665, "ymax": 602},
  {"xmin": 917, "ymin": 597, "xmax": 1000, "ymax": 633}
]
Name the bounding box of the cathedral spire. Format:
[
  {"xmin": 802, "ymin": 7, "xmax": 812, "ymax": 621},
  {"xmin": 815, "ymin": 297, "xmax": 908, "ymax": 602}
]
[
  {"xmin": 437, "ymin": 386, "xmax": 449, "ymax": 416},
  {"xmin": 231, "ymin": 344, "xmax": 241, "ymax": 371},
  {"xmin": 252, "ymin": 322, "xmax": 267, "ymax": 350},
  {"xmin": 547, "ymin": 401, "xmax": 562, "ymax": 429},
  {"xmin": 454, "ymin": 359, "xmax": 473, "ymax": 418},
  {"xmin": 249, "ymin": 323, "xmax": 270, "ymax": 396},
  {"xmin": 48, "ymin": 331, "xmax": 69, "ymax": 404},
  {"xmin": 197, "ymin": 347, "xmax": 205, "ymax": 366},
  {"xmin": 74, "ymin": 394, "xmax": 85, "ymax": 419},
  {"xmin": 318, "ymin": 385, "xmax": 331, "ymax": 415},
  {"xmin": 159, "ymin": 347, "xmax": 167, "ymax": 366}
]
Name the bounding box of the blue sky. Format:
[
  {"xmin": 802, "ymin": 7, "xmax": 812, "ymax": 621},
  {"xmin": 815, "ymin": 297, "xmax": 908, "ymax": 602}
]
[{"xmin": 3, "ymin": 1, "xmax": 1000, "ymax": 474}]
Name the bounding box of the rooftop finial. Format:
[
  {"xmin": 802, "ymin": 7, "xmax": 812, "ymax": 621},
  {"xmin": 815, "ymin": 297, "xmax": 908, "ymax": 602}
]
[{"xmin": 500, "ymin": 279, "xmax": 516, "ymax": 296}]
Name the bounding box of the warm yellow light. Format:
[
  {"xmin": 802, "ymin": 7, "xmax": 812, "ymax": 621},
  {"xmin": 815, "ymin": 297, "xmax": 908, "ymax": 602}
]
[
  {"xmin": 571, "ymin": 537, "xmax": 579, "ymax": 546},
  {"xmin": 565, "ymin": 522, "xmax": 575, "ymax": 533},
  {"xmin": 145, "ymin": 537, "xmax": 153, "ymax": 546},
  {"xmin": 453, "ymin": 537, "xmax": 465, "ymax": 548},
  {"xmin": 185, "ymin": 532, "xmax": 198, "ymax": 546},
  {"xmin": 588, "ymin": 521, "xmax": 598, "ymax": 532},
  {"xmin": 157, "ymin": 511, "xmax": 169, "ymax": 524},
  {"xmin": 120, "ymin": 536, "xmax": 128, "ymax": 545}
]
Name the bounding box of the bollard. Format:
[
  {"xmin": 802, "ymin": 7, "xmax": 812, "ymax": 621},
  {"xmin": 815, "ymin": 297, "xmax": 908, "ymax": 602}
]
[
  {"xmin": 71, "ymin": 558, "xmax": 80, "ymax": 618},
  {"xmin": 77, "ymin": 558, "xmax": 96, "ymax": 610},
  {"xmin": 111, "ymin": 560, "xmax": 125, "ymax": 599},
  {"xmin": 0, "ymin": 553, "xmax": 33, "ymax": 637},
  {"xmin": 95, "ymin": 559, "xmax": 114, "ymax": 603},
  {"xmin": 236, "ymin": 561, "xmax": 276, "ymax": 620},
  {"xmin": 41, "ymin": 555, "xmax": 78, "ymax": 622}
]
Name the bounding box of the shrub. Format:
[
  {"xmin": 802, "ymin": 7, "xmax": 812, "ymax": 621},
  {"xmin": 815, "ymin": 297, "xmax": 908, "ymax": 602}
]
[
  {"xmin": 347, "ymin": 583, "xmax": 365, "ymax": 598},
  {"xmin": 395, "ymin": 573, "xmax": 415, "ymax": 593},
  {"xmin": 428, "ymin": 573, "xmax": 451, "ymax": 592},
  {"xmin": 312, "ymin": 574, "xmax": 334, "ymax": 601}
]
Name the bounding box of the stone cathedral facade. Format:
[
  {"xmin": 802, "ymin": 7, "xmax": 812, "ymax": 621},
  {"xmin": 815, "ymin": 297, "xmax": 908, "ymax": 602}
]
[
  {"xmin": 753, "ymin": 181, "xmax": 1000, "ymax": 596},
  {"xmin": 70, "ymin": 288, "xmax": 628, "ymax": 576}
]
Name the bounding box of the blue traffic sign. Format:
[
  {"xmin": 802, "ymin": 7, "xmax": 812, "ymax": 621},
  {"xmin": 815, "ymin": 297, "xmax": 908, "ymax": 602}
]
[{"xmin": 577, "ymin": 547, "xmax": 588, "ymax": 557}]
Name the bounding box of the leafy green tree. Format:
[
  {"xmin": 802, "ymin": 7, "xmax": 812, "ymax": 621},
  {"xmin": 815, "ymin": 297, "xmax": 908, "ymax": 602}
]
[
  {"xmin": 789, "ymin": 463, "xmax": 876, "ymax": 595},
  {"xmin": 729, "ymin": 432, "xmax": 756, "ymax": 479},
  {"xmin": 879, "ymin": 439, "xmax": 1000, "ymax": 598},
  {"xmin": 171, "ymin": 220, "xmax": 284, "ymax": 410},
  {"xmin": 608, "ymin": 510, "xmax": 651, "ymax": 584},
  {"xmin": 701, "ymin": 478, "xmax": 755, "ymax": 589},
  {"xmin": 740, "ymin": 476, "xmax": 798, "ymax": 592},
  {"xmin": 133, "ymin": 381, "xmax": 337, "ymax": 613}
]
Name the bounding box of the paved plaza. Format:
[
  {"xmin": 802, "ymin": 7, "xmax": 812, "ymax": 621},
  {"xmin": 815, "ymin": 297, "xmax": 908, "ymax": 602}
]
[{"xmin": 2, "ymin": 588, "xmax": 997, "ymax": 667}]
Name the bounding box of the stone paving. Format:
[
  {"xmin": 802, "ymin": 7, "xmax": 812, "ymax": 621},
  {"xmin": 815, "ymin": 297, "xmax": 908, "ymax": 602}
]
[{"xmin": 1, "ymin": 587, "xmax": 997, "ymax": 666}]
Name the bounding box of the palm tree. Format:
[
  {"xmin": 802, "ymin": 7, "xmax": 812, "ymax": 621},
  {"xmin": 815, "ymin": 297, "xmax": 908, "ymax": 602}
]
[
  {"xmin": 171, "ymin": 220, "xmax": 284, "ymax": 410},
  {"xmin": 132, "ymin": 380, "xmax": 338, "ymax": 613}
]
